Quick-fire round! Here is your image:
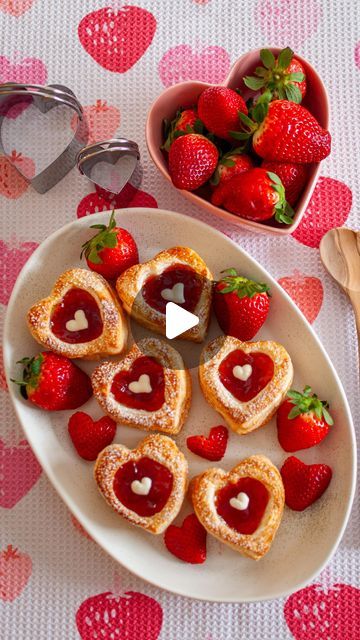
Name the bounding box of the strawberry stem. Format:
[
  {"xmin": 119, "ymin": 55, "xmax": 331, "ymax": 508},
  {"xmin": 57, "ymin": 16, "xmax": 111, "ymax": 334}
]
[
  {"xmin": 217, "ymin": 269, "xmax": 270, "ymax": 298},
  {"xmin": 287, "ymin": 386, "xmax": 334, "ymax": 425},
  {"xmin": 80, "ymin": 210, "xmax": 118, "ymax": 264}
]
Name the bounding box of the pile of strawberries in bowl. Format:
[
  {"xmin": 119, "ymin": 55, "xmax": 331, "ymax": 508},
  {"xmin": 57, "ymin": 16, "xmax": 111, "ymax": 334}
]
[{"xmin": 147, "ymin": 47, "xmax": 331, "ymax": 234}]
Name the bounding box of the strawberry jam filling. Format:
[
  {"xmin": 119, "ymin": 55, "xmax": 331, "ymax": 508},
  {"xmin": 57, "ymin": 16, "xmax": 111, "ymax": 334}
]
[
  {"xmin": 113, "ymin": 456, "xmax": 173, "ymax": 517},
  {"xmin": 215, "ymin": 477, "xmax": 269, "ymax": 534},
  {"xmin": 142, "ymin": 264, "xmax": 203, "ymax": 314},
  {"xmin": 219, "ymin": 349, "xmax": 274, "ymax": 402},
  {"xmin": 110, "ymin": 356, "xmax": 165, "ymax": 411},
  {"xmin": 50, "ymin": 288, "xmax": 103, "ymax": 344}
]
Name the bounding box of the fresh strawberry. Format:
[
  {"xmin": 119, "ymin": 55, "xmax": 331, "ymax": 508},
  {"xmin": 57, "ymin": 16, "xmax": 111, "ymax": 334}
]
[
  {"xmin": 68, "ymin": 412, "xmax": 116, "ymax": 461},
  {"xmin": 281, "ymin": 456, "xmax": 332, "ymax": 511},
  {"xmin": 244, "ymin": 47, "xmax": 306, "ymax": 103},
  {"xmin": 213, "ymin": 269, "xmax": 270, "ymax": 340},
  {"xmin": 12, "ymin": 352, "xmax": 92, "ymax": 410},
  {"xmin": 187, "ymin": 425, "xmax": 228, "ymax": 461},
  {"xmin": 249, "ymin": 100, "xmax": 331, "ymax": 163},
  {"xmin": 210, "ymin": 152, "xmax": 253, "ymax": 188},
  {"xmin": 168, "ymin": 133, "xmax": 218, "ymax": 190},
  {"xmin": 261, "ymin": 160, "xmax": 308, "ymax": 206},
  {"xmin": 81, "ymin": 210, "xmax": 139, "ymax": 280},
  {"xmin": 197, "ymin": 86, "xmax": 248, "ymax": 141},
  {"xmin": 211, "ymin": 168, "xmax": 294, "ymax": 223},
  {"xmin": 163, "ymin": 108, "xmax": 201, "ymax": 151},
  {"xmin": 277, "ymin": 385, "xmax": 333, "ymax": 452},
  {"xmin": 164, "ymin": 513, "xmax": 207, "ymax": 564}
]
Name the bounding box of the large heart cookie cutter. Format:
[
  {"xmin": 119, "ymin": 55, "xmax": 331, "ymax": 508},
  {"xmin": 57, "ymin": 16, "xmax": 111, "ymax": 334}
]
[
  {"xmin": 0, "ymin": 83, "xmax": 87, "ymax": 193},
  {"xmin": 77, "ymin": 138, "xmax": 142, "ymax": 195}
]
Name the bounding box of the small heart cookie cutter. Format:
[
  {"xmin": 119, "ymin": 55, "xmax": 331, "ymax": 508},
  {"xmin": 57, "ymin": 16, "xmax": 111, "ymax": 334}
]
[
  {"xmin": 76, "ymin": 138, "xmax": 142, "ymax": 195},
  {"xmin": 0, "ymin": 82, "xmax": 87, "ymax": 193}
]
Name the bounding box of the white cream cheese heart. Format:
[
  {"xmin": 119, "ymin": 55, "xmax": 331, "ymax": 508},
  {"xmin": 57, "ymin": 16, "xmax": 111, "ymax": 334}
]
[
  {"xmin": 128, "ymin": 374, "xmax": 152, "ymax": 394},
  {"xmin": 233, "ymin": 364, "xmax": 252, "ymax": 381},
  {"xmin": 131, "ymin": 476, "xmax": 152, "ymax": 496},
  {"xmin": 229, "ymin": 492, "xmax": 250, "ymax": 511},
  {"xmin": 65, "ymin": 309, "xmax": 89, "ymax": 332},
  {"xmin": 161, "ymin": 282, "xmax": 185, "ymax": 304}
]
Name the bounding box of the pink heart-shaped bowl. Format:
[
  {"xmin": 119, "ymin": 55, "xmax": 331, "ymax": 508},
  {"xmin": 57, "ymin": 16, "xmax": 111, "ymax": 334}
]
[{"xmin": 146, "ymin": 47, "xmax": 329, "ymax": 235}]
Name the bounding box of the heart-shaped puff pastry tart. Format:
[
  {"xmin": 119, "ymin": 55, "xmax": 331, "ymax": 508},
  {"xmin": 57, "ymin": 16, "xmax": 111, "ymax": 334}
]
[
  {"xmin": 91, "ymin": 337, "xmax": 191, "ymax": 435},
  {"xmin": 199, "ymin": 336, "xmax": 293, "ymax": 434},
  {"xmin": 27, "ymin": 268, "xmax": 128, "ymax": 360},
  {"xmin": 116, "ymin": 247, "xmax": 213, "ymax": 342},
  {"xmin": 94, "ymin": 434, "xmax": 188, "ymax": 534},
  {"xmin": 191, "ymin": 454, "xmax": 285, "ymax": 559}
]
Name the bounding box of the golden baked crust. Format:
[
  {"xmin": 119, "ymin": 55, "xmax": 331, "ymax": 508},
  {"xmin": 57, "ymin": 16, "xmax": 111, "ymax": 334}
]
[
  {"xmin": 199, "ymin": 335, "xmax": 293, "ymax": 434},
  {"xmin": 91, "ymin": 338, "xmax": 191, "ymax": 435},
  {"xmin": 116, "ymin": 246, "xmax": 213, "ymax": 342},
  {"xmin": 27, "ymin": 268, "xmax": 128, "ymax": 359},
  {"xmin": 94, "ymin": 434, "xmax": 188, "ymax": 534},
  {"xmin": 191, "ymin": 454, "xmax": 285, "ymax": 560}
]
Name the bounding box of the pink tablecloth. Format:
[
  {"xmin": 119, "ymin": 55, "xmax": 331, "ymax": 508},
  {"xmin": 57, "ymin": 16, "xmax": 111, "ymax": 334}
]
[{"xmin": 0, "ymin": 1, "xmax": 359, "ymax": 638}]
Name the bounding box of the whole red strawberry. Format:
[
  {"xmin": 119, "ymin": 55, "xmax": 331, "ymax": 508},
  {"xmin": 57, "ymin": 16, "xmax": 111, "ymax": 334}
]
[
  {"xmin": 187, "ymin": 425, "xmax": 228, "ymax": 461},
  {"xmin": 163, "ymin": 108, "xmax": 201, "ymax": 151},
  {"xmin": 197, "ymin": 86, "xmax": 248, "ymax": 141},
  {"xmin": 277, "ymin": 385, "xmax": 333, "ymax": 452},
  {"xmin": 168, "ymin": 133, "xmax": 218, "ymax": 190},
  {"xmin": 12, "ymin": 352, "xmax": 92, "ymax": 410},
  {"xmin": 281, "ymin": 456, "xmax": 332, "ymax": 511},
  {"xmin": 213, "ymin": 269, "xmax": 270, "ymax": 340},
  {"xmin": 68, "ymin": 412, "xmax": 116, "ymax": 461},
  {"xmin": 164, "ymin": 513, "xmax": 207, "ymax": 564},
  {"xmin": 212, "ymin": 168, "xmax": 294, "ymax": 223},
  {"xmin": 261, "ymin": 160, "xmax": 308, "ymax": 206},
  {"xmin": 252, "ymin": 100, "xmax": 331, "ymax": 163},
  {"xmin": 244, "ymin": 47, "xmax": 306, "ymax": 103},
  {"xmin": 211, "ymin": 152, "xmax": 253, "ymax": 188},
  {"xmin": 81, "ymin": 210, "xmax": 139, "ymax": 280}
]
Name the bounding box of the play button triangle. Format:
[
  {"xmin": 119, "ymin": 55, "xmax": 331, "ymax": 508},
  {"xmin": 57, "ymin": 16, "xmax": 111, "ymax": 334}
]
[{"xmin": 165, "ymin": 302, "xmax": 199, "ymax": 339}]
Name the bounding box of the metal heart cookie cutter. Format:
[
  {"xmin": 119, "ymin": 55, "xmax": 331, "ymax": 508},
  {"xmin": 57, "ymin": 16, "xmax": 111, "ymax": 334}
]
[
  {"xmin": 77, "ymin": 138, "xmax": 142, "ymax": 195},
  {"xmin": 0, "ymin": 82, "xmax": 87, "ymax": 193}
]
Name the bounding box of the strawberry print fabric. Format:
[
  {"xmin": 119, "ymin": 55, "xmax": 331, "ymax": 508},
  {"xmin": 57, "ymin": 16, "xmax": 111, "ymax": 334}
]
[{"xmin": 0, "ymin": 1, "xmax": 359, "ymax": 638}]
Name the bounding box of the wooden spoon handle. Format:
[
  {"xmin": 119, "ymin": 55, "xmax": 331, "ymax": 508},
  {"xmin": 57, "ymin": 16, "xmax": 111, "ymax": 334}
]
[{"xmin": 347, "ymin": 290, "xmax": 360, "ymax": 354}]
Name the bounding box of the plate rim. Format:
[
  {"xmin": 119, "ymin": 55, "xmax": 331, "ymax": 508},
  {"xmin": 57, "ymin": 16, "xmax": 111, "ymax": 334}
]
[{"xmin": 3, "ymin": 207, "xmax": 357, "ymax": 603}]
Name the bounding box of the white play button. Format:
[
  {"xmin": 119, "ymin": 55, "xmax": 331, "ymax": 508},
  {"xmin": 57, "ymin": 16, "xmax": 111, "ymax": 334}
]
[{"xmin": 165, "ymin": 302, "xmax": 199, "ymax": 339}]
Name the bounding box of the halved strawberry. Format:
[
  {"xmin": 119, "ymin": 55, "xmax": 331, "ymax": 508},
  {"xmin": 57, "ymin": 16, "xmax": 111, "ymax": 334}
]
[
  {"xmin": 164, "ymin": 514, "xmax": 207, "ymax": 564},
  {"xmin": 68, "ymin": 412, "xmax": 117, "ymax": 461},
  {"xmin": 187, "ymin": 425, "xmax": 228, "ymax": 461},
  {"xmin": 281, "ymin": 456, "xmax": 332, "ymax": 511},
  {"xmin": 244, "ymin": 47, "xmax": 306, "ymax": 103}
]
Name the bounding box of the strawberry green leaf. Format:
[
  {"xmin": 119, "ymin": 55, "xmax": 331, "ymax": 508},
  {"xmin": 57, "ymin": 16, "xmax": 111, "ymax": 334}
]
[
  {"xmin": 260, "ymin": 48, "xmax": 275, "ymax": 69},
  {"xmin": 229, "ymin": 131, "xmax": 250, "ymax": 140},
  {"xmin": 289, "ymin": 72, "xmax": 305, "ymax": 82},
  {"xmin": 284, "ymin": 83, "xmax": 302, "ymax": 103},
  {"xmin": 255, "ymin": 66, "xmax": 268, "ymax": 77},
  {"xmin": 277, "ymin": 47, "xmax": 294, "ymax": 70},
  {"xmin": 243, "ymin": 76, "xmax": 266, "ymax": 90},
  {"xmin": 217, "ymin": 270, "xmax": 270, "ymax": 298},
  {"xmin": 286, "ymin": 386, "xmax": 333, "ymax": 425},
  {"xmin": 267, "ymin": 171, "xmax": 282, "ymax": 186}
]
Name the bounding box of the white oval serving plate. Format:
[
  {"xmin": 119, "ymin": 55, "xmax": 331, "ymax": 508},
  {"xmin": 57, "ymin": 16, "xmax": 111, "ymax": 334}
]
[{"xmin": 3, "ymin": 208, "xmax": 356, "ymax": 603}]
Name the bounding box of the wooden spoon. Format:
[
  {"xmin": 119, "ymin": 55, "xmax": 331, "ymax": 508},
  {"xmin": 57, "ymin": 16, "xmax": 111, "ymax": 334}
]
[{"xmin": 320, "ymin": 228, "xmax": 360, "ymax": 346}]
